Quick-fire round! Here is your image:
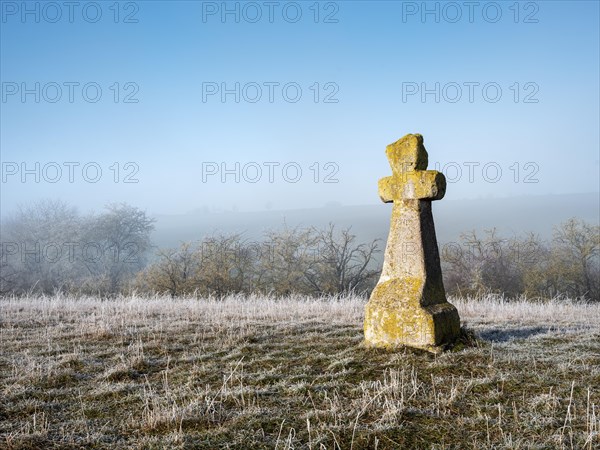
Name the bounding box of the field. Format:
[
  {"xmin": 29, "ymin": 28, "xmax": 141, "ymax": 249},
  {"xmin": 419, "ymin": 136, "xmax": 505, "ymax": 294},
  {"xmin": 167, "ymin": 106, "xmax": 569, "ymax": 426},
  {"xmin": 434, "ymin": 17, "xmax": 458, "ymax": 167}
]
[{"xmin": 1, "ymin": 294, "xmax": 599, "ymax": 449}]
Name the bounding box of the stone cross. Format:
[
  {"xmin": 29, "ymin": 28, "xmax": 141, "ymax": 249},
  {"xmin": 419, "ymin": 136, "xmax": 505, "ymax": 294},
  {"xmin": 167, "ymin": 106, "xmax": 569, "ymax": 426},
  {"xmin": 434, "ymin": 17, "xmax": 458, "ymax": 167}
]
[{"xmin": 364, "ymin": 133, "xmax": 461, "ymax": 352}]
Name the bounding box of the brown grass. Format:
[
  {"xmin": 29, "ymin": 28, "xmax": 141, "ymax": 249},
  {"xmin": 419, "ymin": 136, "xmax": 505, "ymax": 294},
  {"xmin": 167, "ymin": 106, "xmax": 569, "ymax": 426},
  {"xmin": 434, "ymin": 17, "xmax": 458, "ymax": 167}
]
[{"xmin": 1, "ymin": 293, "xmax": 598, "ymax": 449}]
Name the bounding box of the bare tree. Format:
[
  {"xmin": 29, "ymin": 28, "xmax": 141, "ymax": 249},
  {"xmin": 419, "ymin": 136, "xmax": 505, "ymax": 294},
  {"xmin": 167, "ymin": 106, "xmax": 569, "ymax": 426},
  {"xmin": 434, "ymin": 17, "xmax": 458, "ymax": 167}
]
[
  {"xmin": 442, "ymin": 229, "xmax": 529, "ymax": 297},
  {"xmin": 0, "ymin": 200, "xmax": 82, "ymax": 294},
  {"xmin": 136, "ymin": 243, "xmax": 199, "ymax": 297},
  {"xmin": 551, "ymin": 218, "xmax": 600, "ymax": 299},
  {"xmin": 82, "ymin": 203, "xmax": 155, "ymax": 294},
  {"xmin": 303, "ymin": 224, "xmax": 381, "ymax": 295},
  {"xmin": 255, "ymin": 226, "xmax": 318, "ymax": 295},
  {"xmin": 195, "ymin": 233, "xmax": 254, "ymax": 296}
]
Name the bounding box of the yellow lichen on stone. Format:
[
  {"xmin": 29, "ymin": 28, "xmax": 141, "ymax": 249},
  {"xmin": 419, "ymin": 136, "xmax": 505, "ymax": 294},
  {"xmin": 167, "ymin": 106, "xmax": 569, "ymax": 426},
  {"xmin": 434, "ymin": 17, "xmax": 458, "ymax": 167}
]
[
  {"xmin": 385, "ymin": 133, "xmax": 428, "ymax": 174},
  {"xmin": 364, "ymin": 299, "xmax": 459, "ymax": 352},
  {"xmin": 364, "ymin": 133, "xmax": 461, "ymax": 352}
]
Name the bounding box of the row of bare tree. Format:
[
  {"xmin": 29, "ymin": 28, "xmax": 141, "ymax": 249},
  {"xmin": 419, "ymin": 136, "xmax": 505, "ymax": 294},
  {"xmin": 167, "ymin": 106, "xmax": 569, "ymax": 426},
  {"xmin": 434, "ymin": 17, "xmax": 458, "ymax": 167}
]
[
  {"xmin": 134, "ymin": 225, "xmax": 381, "ymax": 297},
  {"xmin": 1, "ymin": 200, "xmax": 598, "ymax": 300},
  {"xmin": 0, "ymin": 201, "xmax": 381, "ymax": 297},
  {"xmin": 441, "ymin": 218, "xmax": 600, "ymax": 300},
  {"xmin": 0, "ymin": 201, "xmax": 154, "ymax": 295}
]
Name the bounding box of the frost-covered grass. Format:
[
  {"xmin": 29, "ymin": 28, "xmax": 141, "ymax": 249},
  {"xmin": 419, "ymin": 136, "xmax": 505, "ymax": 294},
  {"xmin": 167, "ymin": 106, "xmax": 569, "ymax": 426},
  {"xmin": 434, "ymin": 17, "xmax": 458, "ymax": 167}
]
[{"xmin": 1, "ymin": 293, "xmax": 599, "ymax": 449}]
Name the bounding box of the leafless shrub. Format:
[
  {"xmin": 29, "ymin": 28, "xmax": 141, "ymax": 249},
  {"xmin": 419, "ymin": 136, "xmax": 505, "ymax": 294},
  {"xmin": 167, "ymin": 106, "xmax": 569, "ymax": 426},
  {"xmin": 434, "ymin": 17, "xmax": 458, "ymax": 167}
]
[{"xmin": 442, "ymin": 218, "xmax": 600, "ymax": 301}]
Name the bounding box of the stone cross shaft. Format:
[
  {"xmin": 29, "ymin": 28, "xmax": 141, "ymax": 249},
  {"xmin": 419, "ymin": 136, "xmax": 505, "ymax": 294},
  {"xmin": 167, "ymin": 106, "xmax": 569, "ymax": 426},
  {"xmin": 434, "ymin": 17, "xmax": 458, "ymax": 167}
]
[{"xmin": 364, "ymin": 134, "xmax": 461, "ymax": 352}]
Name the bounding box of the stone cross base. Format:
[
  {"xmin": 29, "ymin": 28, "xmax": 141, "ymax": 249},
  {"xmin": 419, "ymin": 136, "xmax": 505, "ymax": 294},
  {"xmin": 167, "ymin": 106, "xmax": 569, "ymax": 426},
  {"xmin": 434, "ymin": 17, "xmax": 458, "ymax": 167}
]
[{"xmin": 364, "ymin": 287, "xmax": 461, "ymax": 352}]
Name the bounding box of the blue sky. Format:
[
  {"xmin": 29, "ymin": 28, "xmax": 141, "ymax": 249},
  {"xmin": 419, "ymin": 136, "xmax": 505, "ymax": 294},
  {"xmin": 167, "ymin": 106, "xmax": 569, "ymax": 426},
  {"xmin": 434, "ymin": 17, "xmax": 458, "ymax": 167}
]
[{"xmin": 1, "ymin": 0, "xmax": 599, "ymax": 215}]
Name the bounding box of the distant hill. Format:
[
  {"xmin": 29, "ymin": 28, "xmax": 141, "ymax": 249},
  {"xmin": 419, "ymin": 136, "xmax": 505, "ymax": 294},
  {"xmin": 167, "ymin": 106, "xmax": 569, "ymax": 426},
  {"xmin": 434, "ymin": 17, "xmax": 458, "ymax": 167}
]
[{"xmin": 151, "ymin": 193, "xmax": 600, "ymax": 249}]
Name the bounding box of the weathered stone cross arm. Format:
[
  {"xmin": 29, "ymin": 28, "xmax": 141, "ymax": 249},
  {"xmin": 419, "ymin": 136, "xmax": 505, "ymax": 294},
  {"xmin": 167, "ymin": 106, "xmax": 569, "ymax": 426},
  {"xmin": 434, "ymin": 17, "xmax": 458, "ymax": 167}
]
[
  {"xmin": 377, "ymin": 133, "xmax": 446, "ymax": 203},
  {"xmin": 378, "ymin": 171, "xmax": 446, "ymax": 203}
]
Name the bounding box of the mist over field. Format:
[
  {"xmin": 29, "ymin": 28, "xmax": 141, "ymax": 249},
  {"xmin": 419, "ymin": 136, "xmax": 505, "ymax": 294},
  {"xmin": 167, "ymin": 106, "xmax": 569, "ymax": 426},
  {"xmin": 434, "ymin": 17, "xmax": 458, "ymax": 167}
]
[{"xmin": 150, "ymin": 192, "xmax": 600, "ymax": 249}]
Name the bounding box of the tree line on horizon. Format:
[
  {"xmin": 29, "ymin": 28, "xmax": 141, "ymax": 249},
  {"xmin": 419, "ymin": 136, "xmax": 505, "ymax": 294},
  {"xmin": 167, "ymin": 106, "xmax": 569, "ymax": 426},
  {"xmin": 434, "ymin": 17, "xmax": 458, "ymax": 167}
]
[{"xmin": 1, "ymin": 200, "xmax": 598, "ymax": 301}]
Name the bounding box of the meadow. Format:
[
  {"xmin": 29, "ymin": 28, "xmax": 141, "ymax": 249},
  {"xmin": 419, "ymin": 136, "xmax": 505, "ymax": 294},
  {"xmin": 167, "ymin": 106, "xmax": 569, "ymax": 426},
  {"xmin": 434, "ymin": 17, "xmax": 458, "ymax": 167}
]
[{"xmin": 1, "ymin": 294, "xmax": 598, "ymax": 449}]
